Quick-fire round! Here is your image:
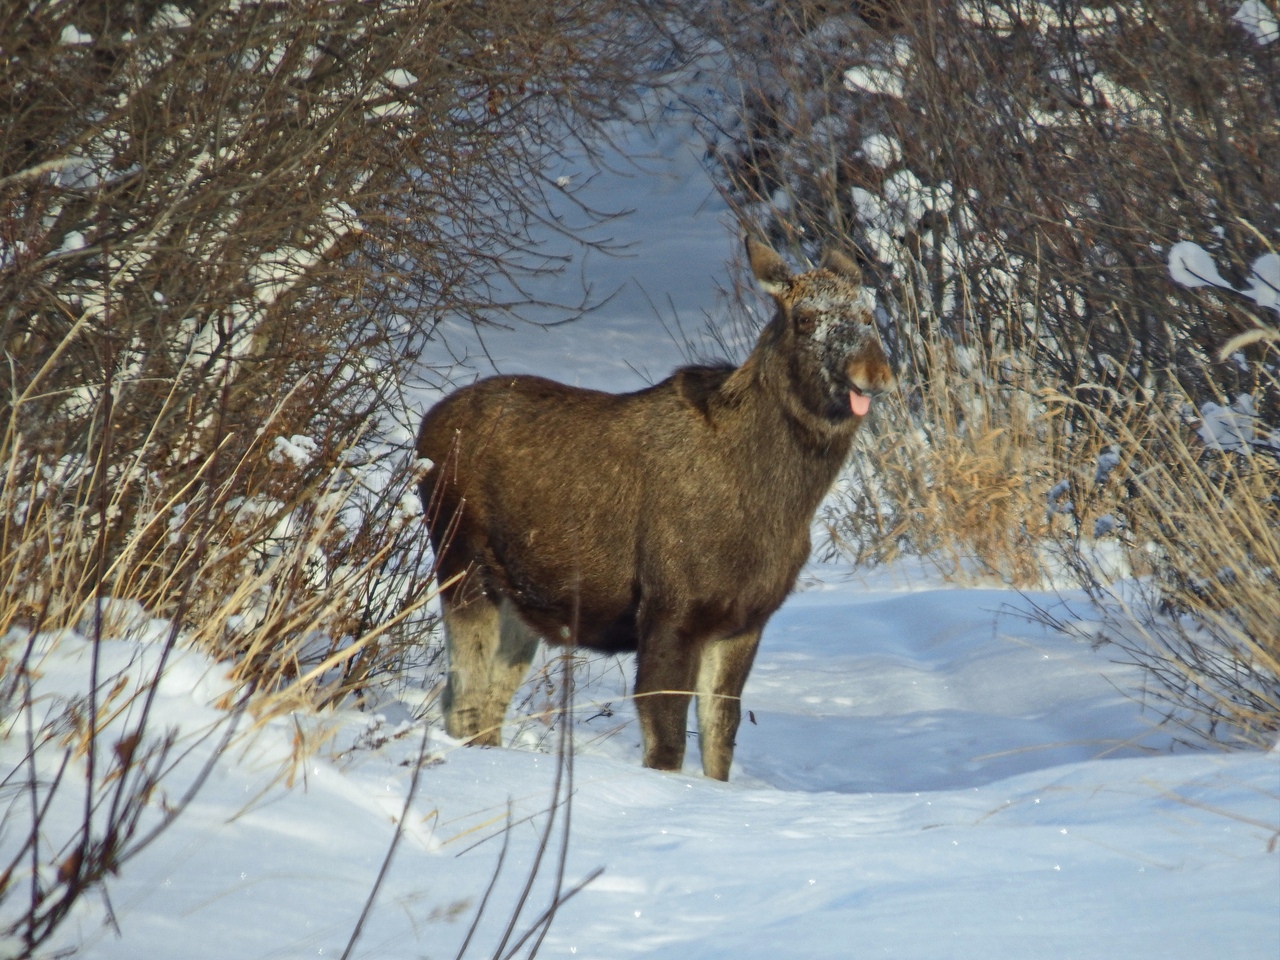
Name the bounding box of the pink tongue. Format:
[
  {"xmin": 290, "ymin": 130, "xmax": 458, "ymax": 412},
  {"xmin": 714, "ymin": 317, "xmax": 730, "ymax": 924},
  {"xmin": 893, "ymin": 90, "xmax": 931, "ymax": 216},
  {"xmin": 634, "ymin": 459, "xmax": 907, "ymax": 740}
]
[{"xmin": 850, "ymin": 391, "xmax": 871, "ymax": 417}]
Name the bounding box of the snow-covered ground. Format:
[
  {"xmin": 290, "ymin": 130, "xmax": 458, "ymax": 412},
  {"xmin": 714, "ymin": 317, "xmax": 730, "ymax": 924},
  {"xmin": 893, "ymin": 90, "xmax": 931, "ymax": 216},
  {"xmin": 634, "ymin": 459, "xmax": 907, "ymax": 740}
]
[
  {"xmin": 4, "ymin": 122, "xmax": 1278, "ymax": 960},
  {"xmin": 11, "ymin": 570, "xmax": 1278, "ymax": 959}
]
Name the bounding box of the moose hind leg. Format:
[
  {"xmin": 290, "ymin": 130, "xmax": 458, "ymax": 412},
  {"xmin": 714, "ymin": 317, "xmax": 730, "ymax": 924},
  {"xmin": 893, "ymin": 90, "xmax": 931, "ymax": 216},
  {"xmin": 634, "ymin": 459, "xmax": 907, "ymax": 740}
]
[
  {"xmin": 634, "ymin": 629, "xmax": 698, "ymax": 773},
  {"xmin": 442, "ymin": 593, "xmax": 539, "ymax": 747},
  {"xmin": 695, "ymin": 629, "xmax": 762, "ymax": 781},
  {"xmin": 441, "ymin": 592, "xmax": 504, "ymax": 745},
  {"xmin": 476, "ymin": 600, "xmax": 540, "ymax": 740}
]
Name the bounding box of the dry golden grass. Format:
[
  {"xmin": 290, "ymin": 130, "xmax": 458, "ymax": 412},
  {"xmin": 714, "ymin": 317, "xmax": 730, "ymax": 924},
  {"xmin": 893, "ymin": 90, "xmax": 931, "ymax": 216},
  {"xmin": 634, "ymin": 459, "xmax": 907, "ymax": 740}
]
[
  {"xmin": 829, "ymin": 307, "xmax": 1280, "ymax": 744},
  {"xmin": 0, "ymin": 407, "xmax": 440, "ymax": 729},
  {"xmin": 830, "ymin": 330, "xmax": 1055, "ymax": 586},
  {"xmin": 1048, "ymin": 380, "xmax": 1280, "ymax": 745},
  {"xmin": 0, "ymin": 392, "xmax": 444, "ymax": 953}
]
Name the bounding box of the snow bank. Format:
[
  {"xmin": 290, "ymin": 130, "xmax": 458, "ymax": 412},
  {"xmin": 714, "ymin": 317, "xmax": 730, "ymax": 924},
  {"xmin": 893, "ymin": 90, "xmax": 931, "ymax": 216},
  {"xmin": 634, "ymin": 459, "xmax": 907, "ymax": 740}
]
[{"xmin": 5, "ymin": 576, "xmax": 1275, "ymax": 960}]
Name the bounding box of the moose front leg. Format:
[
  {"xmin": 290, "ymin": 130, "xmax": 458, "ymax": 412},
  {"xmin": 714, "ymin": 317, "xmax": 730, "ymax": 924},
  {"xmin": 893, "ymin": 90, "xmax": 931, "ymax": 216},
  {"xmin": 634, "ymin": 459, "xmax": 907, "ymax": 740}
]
[
  {"xmin": 695, "ymin": 630, "xmax": 762, "ymax": 781},
  {"xmin": 633, "ymin": 629, "xmax": 698, "ymax": 772}
]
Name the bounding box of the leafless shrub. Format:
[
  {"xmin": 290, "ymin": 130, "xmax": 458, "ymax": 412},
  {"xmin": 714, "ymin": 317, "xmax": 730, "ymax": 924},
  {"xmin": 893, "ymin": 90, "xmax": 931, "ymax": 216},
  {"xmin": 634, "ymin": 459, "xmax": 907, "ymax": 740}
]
[
  {"xmin": 2, "ymin": 0, "xmax": 685, "ymax": 630},
  {"xmin": 702, "ymin": 0, "xmax": 1279, "ymax": 402}
]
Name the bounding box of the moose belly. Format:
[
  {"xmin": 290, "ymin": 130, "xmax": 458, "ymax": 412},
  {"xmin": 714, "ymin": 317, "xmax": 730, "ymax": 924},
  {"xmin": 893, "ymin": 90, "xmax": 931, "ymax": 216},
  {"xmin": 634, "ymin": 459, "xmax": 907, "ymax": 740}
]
[
  {"xmin": 522, "ymin": 603, "xmax": 641, "ymax": 653},
  {"xmin": 484, "ymin": 539, "xmax": 641, "ymax": 652},
  {"xmin": 484, "ymin": 509, "xmax": 806, "ymax": 653}
]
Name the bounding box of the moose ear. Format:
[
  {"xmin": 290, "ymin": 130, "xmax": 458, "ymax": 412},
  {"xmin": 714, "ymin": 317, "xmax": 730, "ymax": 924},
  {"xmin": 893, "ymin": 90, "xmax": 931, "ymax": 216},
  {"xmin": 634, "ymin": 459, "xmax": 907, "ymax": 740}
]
[
  {"xmin": 745, "ymin": 235, "xmax": 792, "ymax": 297},
  {"xmin": 821, "ymin": 247, "xmax": 862, "ymax": 285}
]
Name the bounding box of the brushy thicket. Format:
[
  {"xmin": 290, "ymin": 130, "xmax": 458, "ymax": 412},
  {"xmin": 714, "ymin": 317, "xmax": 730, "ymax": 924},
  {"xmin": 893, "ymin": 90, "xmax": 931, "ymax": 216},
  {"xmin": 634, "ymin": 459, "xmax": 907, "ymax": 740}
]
[
  {"xmin": 0, "ymin": 2, "xmax": 685, "ymax": 954},
  {"xmin": 700, "ymin": 0, "xmax": 1280, "ymax": 744}
]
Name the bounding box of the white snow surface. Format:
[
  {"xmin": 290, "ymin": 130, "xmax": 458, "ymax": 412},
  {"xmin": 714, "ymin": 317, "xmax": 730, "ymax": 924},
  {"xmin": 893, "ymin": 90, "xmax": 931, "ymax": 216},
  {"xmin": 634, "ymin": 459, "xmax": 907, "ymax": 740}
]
[
  {"xmin": 8, "ymin": 574, "xmax": 1278, "ymax": 959},
  {"xmin": 1168, "ymin": 240, "xmax": 1280, "ymax": 316},
  {"xmin": 1167, "ymin": 240, "xmax": 1231, "ymax": 290},
  {"xmin": 425, "ymin": 117, "xmax": 739, "ymax": 396},
  {"xmin": 1235, "ymin": 1, "xmax": 1280, "ymax": 44},
  {"xmin": 842, "ymin": 65, "xmax": 905, "ymax": 100},
  {"xmin": 5, "ymin": 122, "xmax": 1278, "ymax": 960}
]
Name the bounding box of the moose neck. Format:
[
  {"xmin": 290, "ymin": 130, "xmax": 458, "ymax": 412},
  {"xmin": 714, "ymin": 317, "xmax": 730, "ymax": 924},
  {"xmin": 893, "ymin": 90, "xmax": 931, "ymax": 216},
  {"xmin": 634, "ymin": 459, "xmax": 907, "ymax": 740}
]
[{"xmin": 720, "ymin": 320, "xmax": 860, "ymax": 514}]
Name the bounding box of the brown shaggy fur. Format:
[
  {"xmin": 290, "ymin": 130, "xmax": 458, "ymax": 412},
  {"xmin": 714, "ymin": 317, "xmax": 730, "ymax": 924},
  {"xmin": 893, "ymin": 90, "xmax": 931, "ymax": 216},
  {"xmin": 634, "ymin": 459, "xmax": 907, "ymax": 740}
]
[{"xmin": 416, "ymin": 236, "xmax": 894, "ymax": 779}]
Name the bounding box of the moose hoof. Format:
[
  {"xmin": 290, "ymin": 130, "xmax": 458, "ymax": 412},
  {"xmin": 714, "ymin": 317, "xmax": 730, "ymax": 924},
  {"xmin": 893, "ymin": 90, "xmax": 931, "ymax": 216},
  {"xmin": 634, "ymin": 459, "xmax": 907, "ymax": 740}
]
[
  {"xmin": 445, "ymin": 708, "xmax": 501, "ymax": 746},
  {"xmin": 641, "ymin": 748, "xmax": 685, "ymax": 773}
]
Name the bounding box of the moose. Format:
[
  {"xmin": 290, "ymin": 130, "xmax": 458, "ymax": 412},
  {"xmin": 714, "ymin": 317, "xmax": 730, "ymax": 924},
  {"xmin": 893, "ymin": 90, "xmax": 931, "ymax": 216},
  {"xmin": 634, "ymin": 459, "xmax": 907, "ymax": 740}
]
[{"xmin": 415, "ymin": 235, "xmax": 895, "ymax": 780}]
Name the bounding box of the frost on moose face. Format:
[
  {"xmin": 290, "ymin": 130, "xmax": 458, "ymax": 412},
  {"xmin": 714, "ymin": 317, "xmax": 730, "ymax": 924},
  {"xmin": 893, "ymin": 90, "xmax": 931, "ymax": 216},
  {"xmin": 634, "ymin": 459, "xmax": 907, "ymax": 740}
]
[
  {"xmin": 783, "ymin": 268, "xmax": 891, "ymax": 419},
  {"xmin": 809, "ymin": 284, "xmax": 878, "ymax": 371}
]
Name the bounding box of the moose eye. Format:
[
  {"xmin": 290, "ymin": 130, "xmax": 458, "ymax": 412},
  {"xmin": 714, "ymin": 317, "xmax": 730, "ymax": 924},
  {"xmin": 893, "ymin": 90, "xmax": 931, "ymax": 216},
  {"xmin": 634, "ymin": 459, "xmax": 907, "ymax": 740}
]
[{"xmin": 793, "ymin": 308, "xmax": 818, "ymax": 331}]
